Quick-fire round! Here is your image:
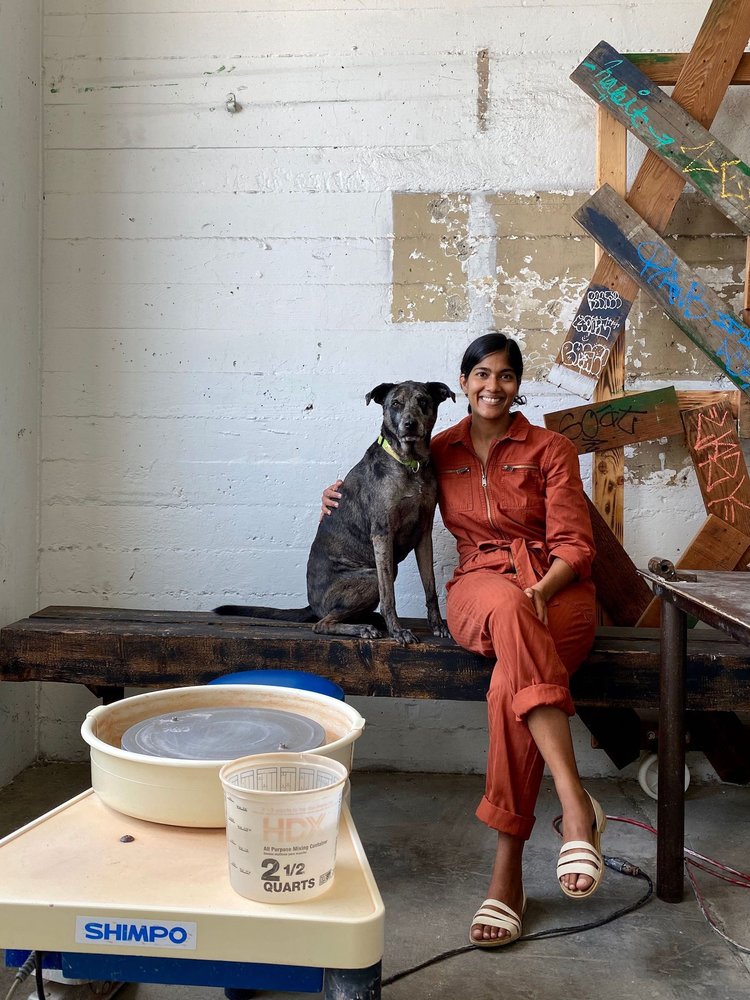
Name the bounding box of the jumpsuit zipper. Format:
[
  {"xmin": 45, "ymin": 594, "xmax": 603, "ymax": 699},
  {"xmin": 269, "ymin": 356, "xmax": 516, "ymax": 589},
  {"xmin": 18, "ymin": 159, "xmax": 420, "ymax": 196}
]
[{"xmin": 480, "ymin": 448, "xmax": 516, "ymax": 575}]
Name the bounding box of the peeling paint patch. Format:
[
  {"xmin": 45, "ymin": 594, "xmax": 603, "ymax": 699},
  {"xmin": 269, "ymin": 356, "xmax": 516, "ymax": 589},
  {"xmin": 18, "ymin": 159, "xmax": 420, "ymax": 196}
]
[
  {"xmin": 391, "ymin": 192, "xmax": 470, "ymax": 323},
  {"xmin": 487, "ymin": 192, "xmax": 593, "ymax": 377}
]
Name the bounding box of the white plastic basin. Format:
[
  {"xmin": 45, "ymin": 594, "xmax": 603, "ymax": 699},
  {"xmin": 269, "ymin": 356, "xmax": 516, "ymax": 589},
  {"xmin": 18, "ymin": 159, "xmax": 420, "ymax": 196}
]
[{"xmin": 81, "ymin": 684, "xmax": 365, "ymax": 828}]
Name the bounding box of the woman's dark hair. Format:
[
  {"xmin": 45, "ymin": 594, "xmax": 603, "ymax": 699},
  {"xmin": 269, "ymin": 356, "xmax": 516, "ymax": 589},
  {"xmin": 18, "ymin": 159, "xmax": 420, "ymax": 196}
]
[{"xmin": 460, "ymin": 333, "xmax": 526, "ymax": 410}]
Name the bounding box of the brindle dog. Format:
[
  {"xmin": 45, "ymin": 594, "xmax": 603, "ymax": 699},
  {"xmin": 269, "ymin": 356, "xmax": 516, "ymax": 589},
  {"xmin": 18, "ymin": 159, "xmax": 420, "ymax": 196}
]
[{"xmin": 215, "ymin": 380, "xmax": 454, "ymax": 645}]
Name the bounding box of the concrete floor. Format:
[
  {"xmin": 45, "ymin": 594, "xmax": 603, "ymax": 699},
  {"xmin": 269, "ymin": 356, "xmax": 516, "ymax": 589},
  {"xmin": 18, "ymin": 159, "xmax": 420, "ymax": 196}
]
[{"xmin": 1, "ymin": 763, "xmax": 749, "ymax": 1000}]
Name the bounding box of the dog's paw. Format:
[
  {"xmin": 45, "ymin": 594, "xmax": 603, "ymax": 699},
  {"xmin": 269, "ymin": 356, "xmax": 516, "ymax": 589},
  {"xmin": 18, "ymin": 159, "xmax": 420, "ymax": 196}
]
[
  {"xmin": 390, "ymin": 627, "xmax": 420, "ymax": 646},
  {"xmin": 359, "ymin": 624, "xmax": 384, "ymax": 639},
  {"xmin": 431, "ymin": 621, "xmax": 451, "ymax": 639}
]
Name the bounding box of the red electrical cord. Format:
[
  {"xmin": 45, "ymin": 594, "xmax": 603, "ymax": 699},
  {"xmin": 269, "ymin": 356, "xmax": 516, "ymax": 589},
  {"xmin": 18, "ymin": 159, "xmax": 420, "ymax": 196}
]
[{"xmin": 605, "ymin": 814, "xmax": 750, "ymax": 952}]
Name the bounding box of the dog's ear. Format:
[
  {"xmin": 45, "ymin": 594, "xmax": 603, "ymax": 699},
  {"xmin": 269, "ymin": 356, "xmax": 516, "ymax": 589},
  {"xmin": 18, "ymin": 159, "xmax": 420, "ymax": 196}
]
[
  {"xmin": 366, "ymin": 383, "xmax": 396, "ymax": 406},
  {"xmin": 426, "ymin": 382, "xmax": 456, "ymax": 405}
]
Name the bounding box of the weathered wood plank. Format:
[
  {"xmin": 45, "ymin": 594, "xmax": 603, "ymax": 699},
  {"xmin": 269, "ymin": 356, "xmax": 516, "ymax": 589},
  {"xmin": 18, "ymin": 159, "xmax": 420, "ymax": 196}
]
[
  {"xmin": 547, "ymin": 0, "xmax": 750, "ymax": 398},
  {"xmin": 637, "ymin": 514, "xmax": 750, "ymax": 627},
  {"xmin": 572, "ymin": 41, "xmax": 750, "ymax": 235},
  {"xmin": 2, "ymin": 614, "xmax": 750, "ymax": 712},
  {"xmin": 682, "ymin": 403, "xmax": 750, "ymax": 535},
  {"xmin": 627, "ymin": 51, "xmax": 750, "ymax": 87},
  {"xmin": 586, "ymin": 497, "xmax": 653, "ymax": 626},
  {"xmin": 574, "ymin": 184, "xmax": 750, "ymax": 393},
  {"xmin": 593, "ymin": 106, "xmax": 628, "ymax": 543},
  {"xmin": 675, "ymin": 389, "xmax": 750, "ymax": 440},
  {"xmin": 545, "ymin": 387, "xmax": 682, "ymax": 455},
  {"xmin": 676, "ymin": 389, "xmax": 740, "ymax": 418}
]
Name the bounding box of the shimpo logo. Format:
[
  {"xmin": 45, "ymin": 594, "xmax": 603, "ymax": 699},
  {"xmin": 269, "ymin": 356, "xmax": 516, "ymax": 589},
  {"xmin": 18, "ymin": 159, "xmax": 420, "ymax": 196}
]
[{"xmin": 75, "ymin": 917, "xmax": 197, "ymax": 950}]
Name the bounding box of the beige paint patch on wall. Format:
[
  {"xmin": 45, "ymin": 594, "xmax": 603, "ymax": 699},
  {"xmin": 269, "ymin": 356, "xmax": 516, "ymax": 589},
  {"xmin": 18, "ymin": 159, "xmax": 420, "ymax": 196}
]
[
  {"xmin": 391, "ymin": 193, "xmax": 470, "ymax": 323},
  {"xmin": 489, "ymin": 193, "xmax": 591, "ymax": 378}
]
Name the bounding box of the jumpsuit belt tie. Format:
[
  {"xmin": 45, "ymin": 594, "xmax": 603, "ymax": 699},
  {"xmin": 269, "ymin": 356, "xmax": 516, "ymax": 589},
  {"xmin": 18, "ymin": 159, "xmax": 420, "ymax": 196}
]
[{"xmin": 474, "ymin": 538, "xmax": 549, "ymax": 592}]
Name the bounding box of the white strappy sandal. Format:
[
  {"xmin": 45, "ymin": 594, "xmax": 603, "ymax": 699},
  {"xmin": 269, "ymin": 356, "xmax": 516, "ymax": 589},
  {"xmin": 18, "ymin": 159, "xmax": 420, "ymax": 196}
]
[
  {"xmin": 469, "ymin": 895, "xmax": 527, "ymax": 948},
  {"xmin": 556, "ymin": 791, "xmax": 607, "ymax": 899}
]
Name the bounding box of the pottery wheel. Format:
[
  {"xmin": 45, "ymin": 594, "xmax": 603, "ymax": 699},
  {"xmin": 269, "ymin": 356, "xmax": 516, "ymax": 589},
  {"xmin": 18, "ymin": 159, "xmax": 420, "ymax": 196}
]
[{"xmin": 120, "ymin": 707, "xmax": 327, "ymax": 760}]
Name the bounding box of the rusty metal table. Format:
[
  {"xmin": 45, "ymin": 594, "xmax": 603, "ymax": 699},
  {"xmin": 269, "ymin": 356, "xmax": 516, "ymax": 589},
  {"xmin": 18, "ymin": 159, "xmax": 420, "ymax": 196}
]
[{"xmin": 640, "ymin": 565, "xmax": 750, "ymax": 903}]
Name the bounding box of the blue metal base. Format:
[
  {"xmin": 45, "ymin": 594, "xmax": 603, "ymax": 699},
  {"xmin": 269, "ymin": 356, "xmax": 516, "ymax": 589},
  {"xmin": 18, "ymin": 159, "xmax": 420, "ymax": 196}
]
[{"xmin": 5, "ymin": 950, "xmax": 323, "ymax": 993}]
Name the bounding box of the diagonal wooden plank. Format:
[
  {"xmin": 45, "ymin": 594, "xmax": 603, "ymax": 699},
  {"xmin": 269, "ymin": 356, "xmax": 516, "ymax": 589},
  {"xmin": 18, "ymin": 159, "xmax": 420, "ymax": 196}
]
[
  {"xmin": 547, "ymin": 0, "xmax": 750, "ymax": 398},
  {"xmin": 545, "ymin": 387, "xmax": 682, "ymax": 455},
  {"xmin": 574, "ymin": 184, "xmax": 750, "ymax": 393},
  {"xmin": 586, "ymin": 496, "xmax": 653, "ymax": 626},
  {"xmin": 572, "ymin": 40, "xmax": 750, "ymax": 235}
]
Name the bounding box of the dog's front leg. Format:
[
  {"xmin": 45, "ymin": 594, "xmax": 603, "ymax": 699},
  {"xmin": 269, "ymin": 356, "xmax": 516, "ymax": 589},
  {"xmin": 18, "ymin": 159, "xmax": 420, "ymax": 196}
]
[
  {"xmin": 371, "ymin": 534, "xmax": 419, "ymax": 646},
  {"xmin": 414, "ymin": 524, "xmax": 451, "ymax": 638}
]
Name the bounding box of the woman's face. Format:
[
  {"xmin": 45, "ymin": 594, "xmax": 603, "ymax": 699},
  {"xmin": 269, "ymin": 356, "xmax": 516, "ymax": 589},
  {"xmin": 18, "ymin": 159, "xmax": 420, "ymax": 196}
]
[{"xmin": 460, "ymin": 350, "xmax": 519, "ymax": 424}]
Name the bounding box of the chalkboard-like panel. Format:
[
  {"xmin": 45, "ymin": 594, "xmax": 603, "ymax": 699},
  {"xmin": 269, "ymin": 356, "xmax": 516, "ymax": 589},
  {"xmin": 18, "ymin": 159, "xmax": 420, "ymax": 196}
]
[
  {"xmin": 572, "ymin": 41, "xmax": 750, "ymax": 235},
  {"xmin": 574, "ymin": 184, "xmax": 750, "ymax": 393},
  {"xmin": 682, "ymin": 403, "xmax": 750, "ymax": 536},
  {"xmin": 544, "ymin": 387, "xmax": 682, "ymax": 455}
]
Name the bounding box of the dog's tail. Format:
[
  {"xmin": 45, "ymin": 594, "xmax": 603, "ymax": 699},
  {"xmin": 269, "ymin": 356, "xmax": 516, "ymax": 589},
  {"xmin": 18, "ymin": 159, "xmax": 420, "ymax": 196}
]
[{"xmin": 214, "ymin": 604, "xmax": 317, "ymax": 623}]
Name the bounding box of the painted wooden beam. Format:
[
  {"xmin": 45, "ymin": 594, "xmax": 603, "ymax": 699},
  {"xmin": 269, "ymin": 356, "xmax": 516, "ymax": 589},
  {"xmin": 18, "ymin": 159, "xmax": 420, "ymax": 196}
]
[
  {"xmin": 682, "ymin": 402, "xmax": 750, "ymax": 536},
  {"xmin": 547, "ymin": 0, "xmax": 750, "ymax": 398},
  {"xmin": 574, "ymin": 184, "xmax": 750, "ymax": 393},
  {"xmin": 545, "ymin": 387, "xmax": 682, "ymax": 455},
  {"xmin": 637, "ymin": 514, "xmax": 750, "ymax": 627},
  {"xmin": 626, "ymin": 51, "xmax": 750, "ymax": 87},
  {"xmin": 572, "ymin": 41, "xmax": 750, "ymax": 236}
]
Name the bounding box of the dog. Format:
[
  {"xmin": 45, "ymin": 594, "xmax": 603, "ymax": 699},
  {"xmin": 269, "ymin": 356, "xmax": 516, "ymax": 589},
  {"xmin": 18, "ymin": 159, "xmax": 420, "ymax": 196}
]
[{"xmin": 215, "ymin": 380, "xmax": 455, "ymax": 645}]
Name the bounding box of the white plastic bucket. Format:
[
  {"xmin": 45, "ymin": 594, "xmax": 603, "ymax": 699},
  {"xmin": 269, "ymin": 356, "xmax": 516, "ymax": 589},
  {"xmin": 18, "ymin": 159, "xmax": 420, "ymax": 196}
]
[{"xmin": 220, "ymin": 752, "xmax": 348, "ymax": 903}]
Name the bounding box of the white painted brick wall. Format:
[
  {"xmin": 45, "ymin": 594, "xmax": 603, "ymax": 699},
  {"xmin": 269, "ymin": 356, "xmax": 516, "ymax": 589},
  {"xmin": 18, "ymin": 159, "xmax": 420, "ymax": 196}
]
[
  {"xmin": 0, "ymin": 0, "xmax": 41, "ymax": 785},
  {"xmin": 35, "ymin": 1, "xmax": 749, "ymax": 783}
]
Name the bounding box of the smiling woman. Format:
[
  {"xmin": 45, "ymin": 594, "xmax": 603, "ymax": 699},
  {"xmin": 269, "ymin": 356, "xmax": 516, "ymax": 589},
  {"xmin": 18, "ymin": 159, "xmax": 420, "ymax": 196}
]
[{"xmin": 411, "ymin": 333, "xmax": 603, "ymax": 946}]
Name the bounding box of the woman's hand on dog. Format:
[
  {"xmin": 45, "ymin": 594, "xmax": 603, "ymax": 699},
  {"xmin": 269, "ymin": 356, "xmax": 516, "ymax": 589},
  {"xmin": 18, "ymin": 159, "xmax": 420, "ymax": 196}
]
[{"xmin": 320, "ymin": 480, "xmax": 344, "ymax": 520}]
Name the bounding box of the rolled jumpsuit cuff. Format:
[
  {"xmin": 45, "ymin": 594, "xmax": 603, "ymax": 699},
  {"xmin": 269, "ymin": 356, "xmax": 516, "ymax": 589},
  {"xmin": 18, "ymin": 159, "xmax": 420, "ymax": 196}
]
[
  {"xmin": 511, "ymin": 683, "xmax": 575, "ymax": 722},
  {"xmin": 476, "ymin": 796, "xmax": 536, "ymax": 841}
]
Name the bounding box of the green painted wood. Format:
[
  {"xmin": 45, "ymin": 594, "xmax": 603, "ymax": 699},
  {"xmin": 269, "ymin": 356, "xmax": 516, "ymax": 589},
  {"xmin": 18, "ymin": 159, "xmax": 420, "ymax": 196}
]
[
  {"xmin": 575, "ymin": 184, "xmax": 750, "ymax": 393},
  {"xmin": 544, "ymin": 386, "xmax": 683, "ymax": 454},
  {"xmin": 572, "ymin": 41, "xmax": 750, "ymax": 235}
]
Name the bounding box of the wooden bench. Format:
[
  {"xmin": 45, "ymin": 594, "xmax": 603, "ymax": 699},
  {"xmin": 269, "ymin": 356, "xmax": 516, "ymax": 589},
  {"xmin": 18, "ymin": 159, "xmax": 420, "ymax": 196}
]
[{"xmin": 2, "ymin": 606, "xmax": 750, "ymax": 779}]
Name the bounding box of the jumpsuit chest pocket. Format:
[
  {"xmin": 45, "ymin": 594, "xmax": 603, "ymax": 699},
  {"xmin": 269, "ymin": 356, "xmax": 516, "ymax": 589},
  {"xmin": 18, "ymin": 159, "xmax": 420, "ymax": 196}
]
[
  {"xmin": 438, "ymin": 466, "xmax": 474, "ymax": 513},
  {"xmin": 499, "ymin": 463, "xmax": 544, "ymax": 509}
]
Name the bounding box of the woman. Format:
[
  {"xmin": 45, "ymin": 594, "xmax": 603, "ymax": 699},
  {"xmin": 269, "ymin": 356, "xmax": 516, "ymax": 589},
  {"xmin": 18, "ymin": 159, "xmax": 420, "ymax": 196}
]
[{"xmin": 322, "ymin": 333, "xmax": 603, "ymax": 948}]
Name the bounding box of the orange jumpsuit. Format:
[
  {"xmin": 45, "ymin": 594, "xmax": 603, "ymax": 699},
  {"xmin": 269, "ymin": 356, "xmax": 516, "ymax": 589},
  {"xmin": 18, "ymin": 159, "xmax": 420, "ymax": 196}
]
[{"xmin": 431, "ymin": 412, "xmax": 596, "ymax": 840}]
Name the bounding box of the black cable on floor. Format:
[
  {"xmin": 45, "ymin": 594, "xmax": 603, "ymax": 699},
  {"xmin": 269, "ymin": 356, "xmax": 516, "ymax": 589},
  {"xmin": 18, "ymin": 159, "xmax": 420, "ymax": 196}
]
[
  {"xmin": 33, "ymin": 952, "xmax": 45, "ymax": 1000},
  {"xmin": 381, "ymin": 854, "xmax": 652, "ymax": 988}
]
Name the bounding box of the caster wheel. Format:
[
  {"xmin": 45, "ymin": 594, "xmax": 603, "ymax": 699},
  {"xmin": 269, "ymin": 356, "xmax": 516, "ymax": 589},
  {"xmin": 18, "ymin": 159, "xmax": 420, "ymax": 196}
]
[{"xmin": 637, "ymin": 752, "xmax": 690, "ymax": 801}]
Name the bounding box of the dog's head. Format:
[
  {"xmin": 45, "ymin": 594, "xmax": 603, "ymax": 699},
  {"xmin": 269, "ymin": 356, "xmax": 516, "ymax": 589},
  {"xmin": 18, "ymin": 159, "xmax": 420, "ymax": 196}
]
[{"xmin": 366, "ymin": 381, "xmax": 455, "ymax": 461}]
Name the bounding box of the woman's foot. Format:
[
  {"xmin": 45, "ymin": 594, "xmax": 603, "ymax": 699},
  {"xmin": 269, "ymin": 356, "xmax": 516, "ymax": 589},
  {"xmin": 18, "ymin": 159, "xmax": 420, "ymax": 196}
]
[
  {"xmin": 470, "ymin": 833, "xmax": 525, "ymax": 944},
  {"xmin": 557, "ymin": 789, "xmax": 606, "ymax": 896}
]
